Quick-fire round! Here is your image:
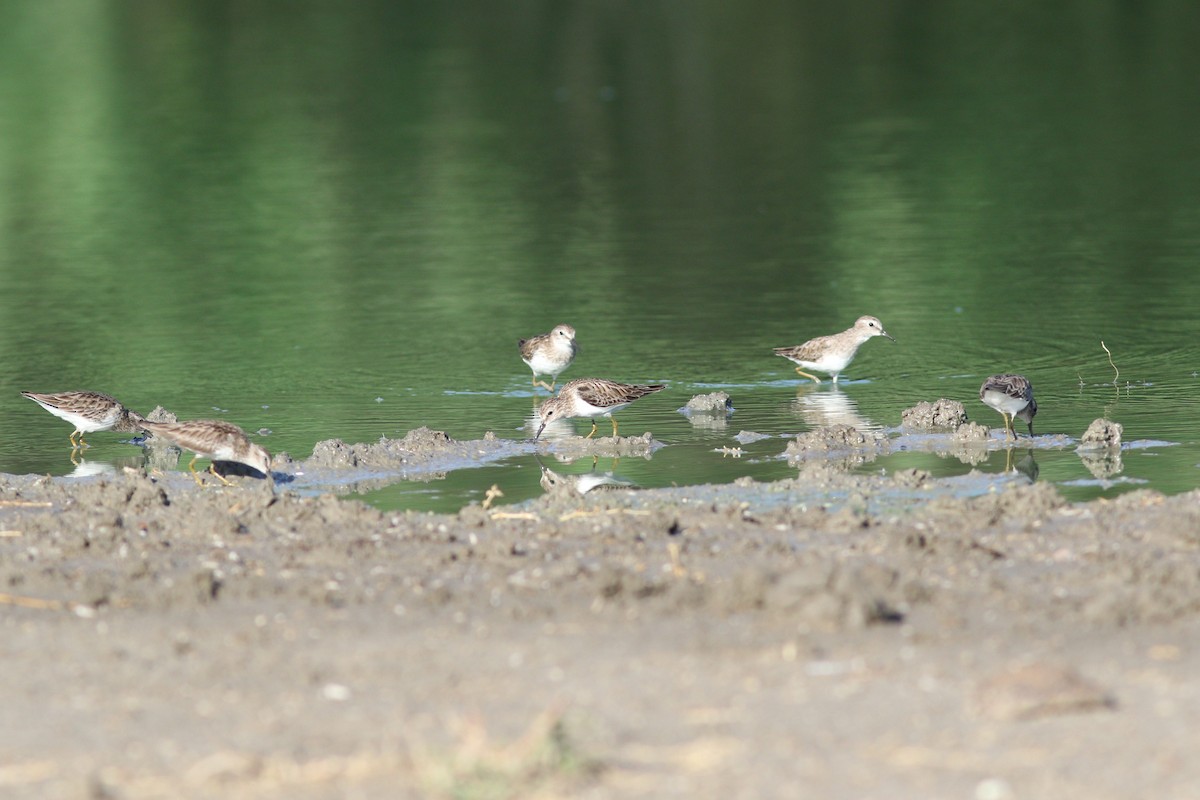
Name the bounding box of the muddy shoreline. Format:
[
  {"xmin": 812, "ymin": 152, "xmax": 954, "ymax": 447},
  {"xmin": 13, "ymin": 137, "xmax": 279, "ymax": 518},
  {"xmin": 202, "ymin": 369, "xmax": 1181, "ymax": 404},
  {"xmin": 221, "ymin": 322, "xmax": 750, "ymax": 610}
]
[{"xmin": 3, "ymin": 427, "xmax": 1199, "ymax": 798}]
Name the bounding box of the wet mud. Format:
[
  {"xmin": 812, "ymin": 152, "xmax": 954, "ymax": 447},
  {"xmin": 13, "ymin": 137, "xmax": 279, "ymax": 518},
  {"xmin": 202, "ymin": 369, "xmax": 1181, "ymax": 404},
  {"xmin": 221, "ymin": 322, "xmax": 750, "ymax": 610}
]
[{"xmin": 4, "ymin": 417, "xmax": 1200, "ymax": 798}]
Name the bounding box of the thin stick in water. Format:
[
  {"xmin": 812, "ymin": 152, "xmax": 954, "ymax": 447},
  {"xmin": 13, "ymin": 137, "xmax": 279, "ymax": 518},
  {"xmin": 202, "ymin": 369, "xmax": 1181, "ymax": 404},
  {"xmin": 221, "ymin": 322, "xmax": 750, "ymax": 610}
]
[{"xmin": 1101, "ymin": 340, "xmax": 1119, "ymax": 385}]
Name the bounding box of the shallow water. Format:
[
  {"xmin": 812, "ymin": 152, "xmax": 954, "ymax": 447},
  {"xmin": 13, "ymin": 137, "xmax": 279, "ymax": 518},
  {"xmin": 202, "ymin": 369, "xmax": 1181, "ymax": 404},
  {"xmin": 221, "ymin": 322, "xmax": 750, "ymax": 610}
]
[{"xmin": 2, "ymin": 3, "xmax": 1198, "ymax": 512}]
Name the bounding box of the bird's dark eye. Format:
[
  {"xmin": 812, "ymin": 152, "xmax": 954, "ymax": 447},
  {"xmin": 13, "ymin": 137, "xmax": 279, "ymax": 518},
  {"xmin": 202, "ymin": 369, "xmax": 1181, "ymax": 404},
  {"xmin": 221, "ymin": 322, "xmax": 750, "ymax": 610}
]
[{"xmin": 869, "ymin": 322, "xmax": 875, "ymax": 327}]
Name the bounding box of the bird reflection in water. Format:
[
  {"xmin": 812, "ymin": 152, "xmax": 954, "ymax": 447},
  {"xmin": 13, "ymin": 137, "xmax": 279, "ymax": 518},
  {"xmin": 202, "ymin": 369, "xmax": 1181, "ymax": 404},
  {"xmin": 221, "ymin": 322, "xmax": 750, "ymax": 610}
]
[
  {"xmin": 526, "ymin": 413, "xmax": 574, "ymax": 441},
  {"xmin": 1004, "ymin": 448, "xmax": 1039, "ymax": 483},
  {"xmin": 790, "ymin": 386, "xmax": 880, "ymax": 432},
  {"xmin": 66, "ymin": 452, "xmax": 146, "ymax": 478},
  {"xmin": 538, "ymin": 457, "xmax": 637, "ymax": 496}
]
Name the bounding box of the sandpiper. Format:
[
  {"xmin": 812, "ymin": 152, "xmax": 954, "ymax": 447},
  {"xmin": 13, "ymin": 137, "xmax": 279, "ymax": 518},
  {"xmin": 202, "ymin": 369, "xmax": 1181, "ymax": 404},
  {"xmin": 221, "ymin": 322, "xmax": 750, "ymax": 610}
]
[
  {"xmin": 140, "ymin": 419, "xmax": 272, "ymax": 485},
  {"xmin": 535, "ymin": 378, "xmax": 666, "ymax": 439},
  {"xmin": 539, "ymin": 464, "xmax": 636, "ymax": 495},
  {"xmin": 979, "ymin": 374, "xmax": 1037, "ymax": 440},
  {"xmin": 519, "ymin": 324, "xmax": 577, "ymax": 391},
  {"xmin": 21, "ymin": 390, "xmax": 146, "ymax": 448},
  {"xmin": 774, "ymin": 315, "xmax": 895, "ymax": 383}
]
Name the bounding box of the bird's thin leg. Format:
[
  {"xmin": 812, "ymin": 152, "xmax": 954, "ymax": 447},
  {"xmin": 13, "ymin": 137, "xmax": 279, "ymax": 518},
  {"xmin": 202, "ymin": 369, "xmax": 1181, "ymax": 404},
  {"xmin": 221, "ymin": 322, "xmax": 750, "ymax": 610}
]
[
  {"xmin": 187, "ymin": 454, "xmax": 206, "ymax": 486},
  {"xmin": 69, "ymin": 430, "xmax": 79, "ymax": 448},
  {"xmin": 794, "ymin": 367, "xmax": 822, "ymax": 384},
  {"xmin": 585, "ymin": 420, "xmax": 598, "ymax": 439},
  {"xmin": 611, "ymin": 417, "xmax": 619, "ymax": 438},
  {"xmin": 208, "ymin": 462, "xmax": 234, "ymax": 487}
]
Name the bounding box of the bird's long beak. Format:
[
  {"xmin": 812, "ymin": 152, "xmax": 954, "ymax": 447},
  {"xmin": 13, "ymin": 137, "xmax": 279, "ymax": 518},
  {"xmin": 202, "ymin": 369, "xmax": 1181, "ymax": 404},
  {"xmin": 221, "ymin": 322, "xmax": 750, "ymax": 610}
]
[
  {"xmin": 883, "ymin": 331, "xmax": 896, "ymax": 342},
  {"xmin": 535, "ymin": 421, "xmax": 546, "ymax": 440}
]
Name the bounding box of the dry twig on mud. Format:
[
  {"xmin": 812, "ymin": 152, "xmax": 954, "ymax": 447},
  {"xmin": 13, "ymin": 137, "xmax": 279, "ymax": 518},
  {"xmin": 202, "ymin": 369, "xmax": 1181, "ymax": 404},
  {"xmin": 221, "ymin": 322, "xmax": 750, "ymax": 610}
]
[{"xmin": 0, "ymin": 593, "xmax": 64, "ymax": 610}]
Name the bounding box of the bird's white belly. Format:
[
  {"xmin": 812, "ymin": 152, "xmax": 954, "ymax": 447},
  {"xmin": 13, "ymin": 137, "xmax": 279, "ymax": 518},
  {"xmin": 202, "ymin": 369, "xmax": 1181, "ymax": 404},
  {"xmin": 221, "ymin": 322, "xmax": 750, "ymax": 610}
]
[
  {"xmin": 981, "ymin": 389, "xmax": 1029, "ymax": 416},
  {"xmin": 573, "ymin": 400, "xmax": 628, "ymax": 419},
  {"xmin": 526, "ymin": 350, "xmax": 569, "ymax": 374},
  {"xmin": 42, "ymin": 406, "xmax": 112, "ymax": 432},
  {"xmin": 792, "ymin": 351, "xmax": 854, "ymax": 373}
]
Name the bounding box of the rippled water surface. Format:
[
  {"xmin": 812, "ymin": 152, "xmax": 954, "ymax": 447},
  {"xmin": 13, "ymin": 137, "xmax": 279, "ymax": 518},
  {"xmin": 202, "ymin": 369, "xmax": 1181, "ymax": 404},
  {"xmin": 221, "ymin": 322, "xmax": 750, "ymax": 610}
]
[{"xmin": 2, "ymin": 3, "xmax": 1198, "ymax": 511}]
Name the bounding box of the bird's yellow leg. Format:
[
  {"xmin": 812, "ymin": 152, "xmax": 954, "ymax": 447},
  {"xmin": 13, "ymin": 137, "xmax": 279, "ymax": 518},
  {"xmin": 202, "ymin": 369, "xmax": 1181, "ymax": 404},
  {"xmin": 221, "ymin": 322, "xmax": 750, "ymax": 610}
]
[
  {"xmin": 69, "ymin": 431, "xmax": 79, "ymax": 448},
  {"xmin": 533, "ymin": 378, "xmax": 553, "ymax": 391},
  {"xmin": 585, "ymin": 420, "xmax": 598, "ymax": 439},
  {"xmin": 794, "ymin": 367, "xmax": 822, "ymax": 384},
  {"xmin": 611, "ymin": 417, "xmax": 619, "ymax": 438},
  {"xmin": 1004, "ymin": 414, "xmax": 1015, "ymax": 441},
  {"xmin": 187, "ymin": 454, "xmax": 207, "ymax": 486},
  {"xmin": 208, "ymin": 462, "xmax": 234, "ymax": 487}
]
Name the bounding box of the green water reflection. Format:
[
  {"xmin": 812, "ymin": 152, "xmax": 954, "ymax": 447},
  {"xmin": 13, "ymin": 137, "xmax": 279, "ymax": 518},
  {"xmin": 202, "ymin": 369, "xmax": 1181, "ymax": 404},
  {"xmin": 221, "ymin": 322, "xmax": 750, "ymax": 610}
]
[{"xmin": 2, "ymin": 3, "xmax": 1198, "ymax": 511}]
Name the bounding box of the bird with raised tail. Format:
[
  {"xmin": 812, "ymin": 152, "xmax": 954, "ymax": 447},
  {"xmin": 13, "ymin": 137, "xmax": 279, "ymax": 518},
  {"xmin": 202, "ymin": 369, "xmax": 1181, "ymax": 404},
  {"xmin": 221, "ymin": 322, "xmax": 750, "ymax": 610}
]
[
  {"xmin": 21, "ymin": 390, "xmax": 146, "ymax": 448},
  {"xmin": 535, "ymin": 378, "xmax": 665, "ymax": 439}
]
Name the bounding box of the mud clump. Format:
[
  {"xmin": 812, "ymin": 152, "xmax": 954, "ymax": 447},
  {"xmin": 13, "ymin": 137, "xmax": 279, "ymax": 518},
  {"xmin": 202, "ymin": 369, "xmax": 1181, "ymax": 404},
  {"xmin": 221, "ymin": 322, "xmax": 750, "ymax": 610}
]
[
  {"xmin": 681, "ymin": 392, "xmax": 733, "ymax": 415},
  {"xmin": 142, "ymin": 406, "xmax": 182, "ymax": 456},
  {"xmin": 1079, "ymin": 418, "xmax": 1123, "ymax": 449},
  {"xmin": 1077, "ymin": 420, "xmax": 1124, "ymax": 478},
  {"xmin": 145, "ymin": 406, "xmax": 179, "ymax": 424},
  {"xmin": 901, "ymin": 399, "xmax": 968, "ymax": 429},
  {"xmin": 681, "ymin": 391, "xmax": 733, "ymax": 429},
  {"xmin": 954, "ymin": 421, "xmax": 991, "ymax": 442},
  {"xmin": 308, "ymin": 438, "xmax": 360, "ymax": 467},
  {"xmin": 786, "ymin": 425, "xmax": 888, "ymax": 456},
  {"xmin": 397, "ymin": 426, "xmax": 453, "ymax": 451},
  {"xmin": 307, "ymin": 427, "xmax": 456, "ymax": 468}
]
